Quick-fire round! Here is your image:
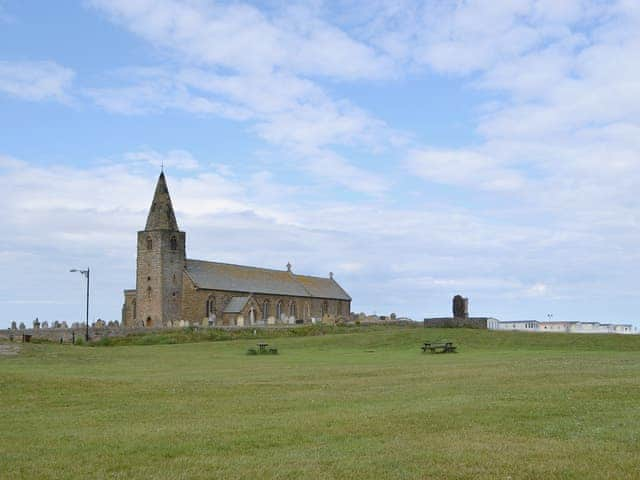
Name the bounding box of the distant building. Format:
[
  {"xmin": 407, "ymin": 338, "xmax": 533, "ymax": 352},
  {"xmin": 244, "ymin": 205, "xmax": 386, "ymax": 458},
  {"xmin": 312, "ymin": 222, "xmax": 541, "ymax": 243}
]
[{"xmin": 488, "ymin": 320, "xmax": 635, "ymax": 335}]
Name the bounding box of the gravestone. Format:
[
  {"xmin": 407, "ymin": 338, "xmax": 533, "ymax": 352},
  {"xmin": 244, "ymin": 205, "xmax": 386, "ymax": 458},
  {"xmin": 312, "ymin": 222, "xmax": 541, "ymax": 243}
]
[
  {"xmin": 33, "ymin": 318, "xmax": 40, "ymax": 329},
  {"xmin": 11, "ymin": 321, "xmax": 17, "ymax": 330},
  {"xmin": 452, "ymin": 295, "xmax": 469, "ymax": 319}
]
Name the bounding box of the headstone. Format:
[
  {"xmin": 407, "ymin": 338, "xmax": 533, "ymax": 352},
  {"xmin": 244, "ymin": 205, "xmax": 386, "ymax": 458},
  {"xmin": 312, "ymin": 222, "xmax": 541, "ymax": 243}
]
[
  {"xmin": 33, "ymin": 317, "xmax": 40, "ymax": 329},
  {"xmin": 452, "ymin": 295, "xmax": 469, "ymax": 319},
  {"xmin": 11, "ymin": 321, "xmax": 17, "ymax": 330}
]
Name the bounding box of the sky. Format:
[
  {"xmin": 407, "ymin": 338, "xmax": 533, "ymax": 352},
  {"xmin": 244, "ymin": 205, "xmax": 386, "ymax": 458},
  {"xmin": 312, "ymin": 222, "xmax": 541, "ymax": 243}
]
[{"xmin": 1, "ymin": 0, "xmax": 639, "ymax": 329}]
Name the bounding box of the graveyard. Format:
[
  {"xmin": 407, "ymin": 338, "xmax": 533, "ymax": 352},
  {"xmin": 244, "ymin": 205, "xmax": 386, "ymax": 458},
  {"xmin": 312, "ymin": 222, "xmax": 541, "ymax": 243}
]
[{"xmin": 1, "ymin": 325, "xmax": 639, "ymax": 479}]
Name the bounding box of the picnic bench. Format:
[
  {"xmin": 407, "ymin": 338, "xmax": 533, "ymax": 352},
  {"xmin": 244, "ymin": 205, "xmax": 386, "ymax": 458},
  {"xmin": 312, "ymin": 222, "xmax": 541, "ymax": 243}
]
[
  {"xmin": 421, "ymin": 341, "xmax": 457, "ymax": 353},
  {"xmin": 247, "ymin": 343, "xmax": 278, "ymax": 355}
]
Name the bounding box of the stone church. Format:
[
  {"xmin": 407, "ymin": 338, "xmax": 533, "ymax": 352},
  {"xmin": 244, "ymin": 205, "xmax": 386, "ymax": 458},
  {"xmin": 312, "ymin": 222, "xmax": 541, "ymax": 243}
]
[{"xmin": 122, "ymin": 172, "xmax": 351, "ymax": 328}]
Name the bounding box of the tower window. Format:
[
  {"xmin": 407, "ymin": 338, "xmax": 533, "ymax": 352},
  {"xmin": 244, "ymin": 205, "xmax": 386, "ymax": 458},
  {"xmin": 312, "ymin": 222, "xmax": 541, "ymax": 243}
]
[
  {"xmin": 170, "ymin": 236, "xmax": 177, "ymax": 251},
  {"xmin": 132, "ymin": 299, "xmax": 137, "ymax": 319},
  {"xmin": 146, "ymin": 237, "xmax": 153, "ymax": 250}
]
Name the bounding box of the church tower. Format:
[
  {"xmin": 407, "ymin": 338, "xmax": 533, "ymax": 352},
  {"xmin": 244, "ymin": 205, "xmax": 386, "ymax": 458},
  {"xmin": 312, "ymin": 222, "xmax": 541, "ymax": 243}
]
[{"xmin": 136, "ymin": 172, "xmax": 186, "ymax": 327}]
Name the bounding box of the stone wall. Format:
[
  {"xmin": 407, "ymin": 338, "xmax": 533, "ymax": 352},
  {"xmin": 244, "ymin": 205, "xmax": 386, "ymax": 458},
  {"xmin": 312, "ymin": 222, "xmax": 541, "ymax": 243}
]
[
  {"xmin": 423, "ymin": 317, "xmax": 490, "ymax": 329},
  {"xmin": 0, "ymin": 327, "xmax": 126, "ymax": 343}
]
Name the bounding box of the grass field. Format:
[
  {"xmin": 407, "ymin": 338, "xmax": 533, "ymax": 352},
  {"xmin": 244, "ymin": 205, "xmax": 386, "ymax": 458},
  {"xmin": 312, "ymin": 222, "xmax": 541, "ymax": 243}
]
[{"xmin": 1, "ymin": 326, "xmax": 639, "ymax": 479}]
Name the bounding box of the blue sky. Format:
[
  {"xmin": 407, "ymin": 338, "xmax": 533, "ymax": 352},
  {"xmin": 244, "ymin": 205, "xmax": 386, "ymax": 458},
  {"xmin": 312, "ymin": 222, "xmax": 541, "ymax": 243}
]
[{"xmin": 1, "ymin": 0, "xmax": 639, "ymax": 329}]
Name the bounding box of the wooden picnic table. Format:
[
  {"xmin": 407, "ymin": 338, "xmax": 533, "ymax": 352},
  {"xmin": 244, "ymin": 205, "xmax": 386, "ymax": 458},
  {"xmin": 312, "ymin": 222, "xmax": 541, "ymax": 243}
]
[
  {"xmin": 421, "ymin": 341, "xmax": 457, "ymax": 353},
  {"xmin": 257, "ymin": 342, "xmax": 269, "ymax": 352}
]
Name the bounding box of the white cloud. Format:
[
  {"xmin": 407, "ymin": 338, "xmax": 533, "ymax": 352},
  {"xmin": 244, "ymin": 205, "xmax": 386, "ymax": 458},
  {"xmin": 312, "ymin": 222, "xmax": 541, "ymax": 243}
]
[
  {"xmin": 0, "ymin": 60, "xmax": 74, "ymax": 102},
  {"xmin": 88, "ymin": 0, "xmax": 393, "ymax": 79},
  {"xmin": 83, "ymin": 1, "xmax": 396, "ymax": 195},
  {"xmin": 407, "ymin": 149, "xmax": 525, "ymax": 192}
]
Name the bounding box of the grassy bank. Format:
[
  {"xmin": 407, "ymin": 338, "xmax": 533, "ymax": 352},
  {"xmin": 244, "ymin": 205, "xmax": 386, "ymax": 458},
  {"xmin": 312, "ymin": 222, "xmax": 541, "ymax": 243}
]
[{"xmin": 1, "ymin": 326, "xmax": 639, "ymax": 479}]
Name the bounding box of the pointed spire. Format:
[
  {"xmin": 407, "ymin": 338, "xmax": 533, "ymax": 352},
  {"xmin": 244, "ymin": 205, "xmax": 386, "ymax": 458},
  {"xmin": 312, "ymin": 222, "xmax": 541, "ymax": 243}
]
[{"xmin": 145, "ymin": 172, "xmax": 179, "ymax": 231}]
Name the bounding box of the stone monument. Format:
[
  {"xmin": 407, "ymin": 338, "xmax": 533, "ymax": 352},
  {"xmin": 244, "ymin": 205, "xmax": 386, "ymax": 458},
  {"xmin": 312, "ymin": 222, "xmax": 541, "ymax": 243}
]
[{"xmin": 452, "ymin": 295, "xmax": 469, "ymax": 319}]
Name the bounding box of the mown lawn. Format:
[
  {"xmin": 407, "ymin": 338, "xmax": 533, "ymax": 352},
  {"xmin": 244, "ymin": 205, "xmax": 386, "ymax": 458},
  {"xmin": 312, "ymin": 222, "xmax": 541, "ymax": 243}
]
[{"xmin": 1, "ymin": 326, "xmax": 639, "ymax": 479}]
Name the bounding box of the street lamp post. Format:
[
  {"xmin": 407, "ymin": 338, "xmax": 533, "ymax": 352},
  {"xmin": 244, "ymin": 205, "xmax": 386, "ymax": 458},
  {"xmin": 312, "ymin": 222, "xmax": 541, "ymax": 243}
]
[{"xmin": 70, "ymin": 268, "xmax": 90, "ymax": 341}]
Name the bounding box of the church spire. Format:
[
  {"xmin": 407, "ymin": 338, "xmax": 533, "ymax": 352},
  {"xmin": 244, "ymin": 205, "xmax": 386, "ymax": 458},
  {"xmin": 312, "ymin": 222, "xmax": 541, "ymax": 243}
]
[{"xmin": 145, "ymin": 172, "xmax": 179, "ymax": 231}]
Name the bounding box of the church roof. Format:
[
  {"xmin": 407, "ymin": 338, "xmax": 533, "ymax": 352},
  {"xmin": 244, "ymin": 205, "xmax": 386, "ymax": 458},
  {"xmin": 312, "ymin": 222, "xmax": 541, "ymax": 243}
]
[
  {"xmin": 223, "ymin": 296, "xmax": 250, "ymax": 313},
  {"xmin": 185, "ymin": 259, "xmax": 351, "ymax": 301},
  {"xmin": 145, "ymin": 172, "xmax": 179, "ymax": 231}
]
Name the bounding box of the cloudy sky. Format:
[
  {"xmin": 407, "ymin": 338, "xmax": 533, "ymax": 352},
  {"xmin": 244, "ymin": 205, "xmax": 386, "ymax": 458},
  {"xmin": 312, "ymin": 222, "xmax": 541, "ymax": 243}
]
[{"xmin": 1, "ymin": 0, "xmax": 639, "ymax": 328}]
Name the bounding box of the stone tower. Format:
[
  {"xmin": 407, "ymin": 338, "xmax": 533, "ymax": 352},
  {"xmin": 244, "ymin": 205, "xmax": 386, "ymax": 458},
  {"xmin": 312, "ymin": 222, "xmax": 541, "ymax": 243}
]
[{"xmin": 135, "ymin": 172, "xmax": 186, "ymax": 327}]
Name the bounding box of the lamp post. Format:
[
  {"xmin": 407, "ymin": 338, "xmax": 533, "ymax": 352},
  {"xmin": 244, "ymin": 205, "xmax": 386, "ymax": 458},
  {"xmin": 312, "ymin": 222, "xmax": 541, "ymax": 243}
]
[{"xmin": 70, "ymin": 268, "xmax": 90, "ymax": 341}]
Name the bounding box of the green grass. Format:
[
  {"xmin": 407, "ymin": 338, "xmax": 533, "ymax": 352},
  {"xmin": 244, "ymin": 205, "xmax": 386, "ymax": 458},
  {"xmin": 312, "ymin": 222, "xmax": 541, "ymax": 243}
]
[{"xmin": 1, "ymin": 327, "xmax": 639, "ymax": 479}]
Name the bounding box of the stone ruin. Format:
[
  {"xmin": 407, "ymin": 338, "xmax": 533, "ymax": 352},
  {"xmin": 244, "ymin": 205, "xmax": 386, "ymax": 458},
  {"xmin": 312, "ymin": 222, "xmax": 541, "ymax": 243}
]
[{"xmin": 452, "ymin": 295, "xmax": 469, "ymax": 319}]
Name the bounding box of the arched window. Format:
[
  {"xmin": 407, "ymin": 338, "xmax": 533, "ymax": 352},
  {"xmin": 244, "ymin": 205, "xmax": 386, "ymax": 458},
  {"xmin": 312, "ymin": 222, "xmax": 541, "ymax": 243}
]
[
  {"xmin": 262, "ymin": 300, "xmax": 270, "ymax": 321},
  {"xmin": 206, "ymin": 296, "xmax": 215, "ymax": 316},
  {"xmin": 147, "ymin": 286, "xmax": 152, "ymax": 299},
  {"xmin": 304, "ymin": 303, "xmax": 310, "ymax": 321},
  {"xmin": 146, "ymin": 237, "xmax": 153, "ymax": 250},
  {"xmin": 337, "ymin": 302, "xmax": 343, "ymax": 316},
  {"xmin": 146, "ymin": 316, "xmax": 152, "ymax": 327},
  {"xmin": 276, "ymin": 301, "xmax": 282, "ymax": 320},
  {"xmin": 322, "ymin": 301, "xmax": 328, "ymax": 317},
  {"xmin": 170, "ymin": 236, "xmax": 177, "ymax": 251},
  {"xmin": 289, "ymin": 301, "xmax": 297, "ymax": 319},
  {"xmin": 132, "ymin": 299, "xmax": 137, "ymax": 319}
]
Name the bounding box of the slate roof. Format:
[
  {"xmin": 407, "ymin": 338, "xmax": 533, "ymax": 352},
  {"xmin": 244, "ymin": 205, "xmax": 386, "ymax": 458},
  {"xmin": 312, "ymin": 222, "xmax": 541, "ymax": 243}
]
[
  {"xmin": 185, "ymin": 259, "xmax": 351, "ymax": 300},
  {"xmin": 223, "ymin": 296, "xmax": 250, "ymax": 313}
]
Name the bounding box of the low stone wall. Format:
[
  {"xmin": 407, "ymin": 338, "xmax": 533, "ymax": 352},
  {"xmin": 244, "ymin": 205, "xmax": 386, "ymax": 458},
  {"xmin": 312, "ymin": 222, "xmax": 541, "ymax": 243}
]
[
  {"xmin": 0, "ymin": 327, "xmax": 126, "ymax": 343},
  {"xmin": 423, "ymin": 317, "xmax": 490, "ymax": 329},
  {"xmin": 0, "ymin": 320, "xmax": 421, "ymax": 344}
]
